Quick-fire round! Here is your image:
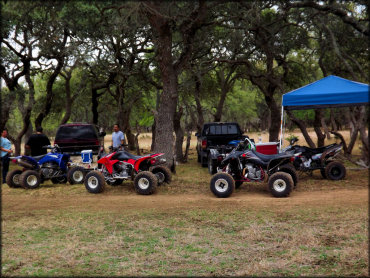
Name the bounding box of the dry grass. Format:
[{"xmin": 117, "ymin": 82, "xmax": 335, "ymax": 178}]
[
  {"xmin": 2, "ymin": 201, "xmax": 368, "ymax": 276},
  {"xmin": 2, "ymin": 129, "xmax": 368, "ymax": 276}
]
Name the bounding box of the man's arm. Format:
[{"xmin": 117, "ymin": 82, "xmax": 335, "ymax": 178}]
[{"xmin": 0, "ymin": 146, "xmax": 12, "ymax": 154}]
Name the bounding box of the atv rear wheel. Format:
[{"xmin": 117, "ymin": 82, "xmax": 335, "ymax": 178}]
[
  {"xmin": 210, "ymin": 173, "xmax": 235, "ymax": 198},
  {"xmin": 151, "ymin": 166, "xmax": 172, "ymax": 185},
  {"xmin": 134, "ymin": 171, "xmax": 158, "ymax": 195},
  {"xmin": 20, "ymin": 170, "xmax": 41, "ymax": 189},
  {"xmin": 67, "ymin": 166, "xmax": 85, "ymax": 184},
  {"xmin": 268, "ymin": 172, "xmax": 293, "ymax": 198},
  {"xmin": 325, "ymin": 161, "xmax": 346, "ymax": 180},
  {"xmin": 84, "ymin": 171, "xmax": 105, "ymax": 193},
  {"xmin": 6, "ymin": 169, "xmax": 23, "ymax": 188}
]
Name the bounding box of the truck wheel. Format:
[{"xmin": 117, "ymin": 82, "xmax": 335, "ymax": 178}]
[
  {"xmin": 151, "ymin": 166, "xmax": 172, "ymax": 185},
  {"xmin": 325, "ymin": 161, "xmax": 346, "ymax": 180},
  {"xmin": 268, "ymin": 172, "xmax": 293, "ymax": 198},
  {"xmin": 208, "ymin": 156, "xmax": 217, "ymax": 175},
  {"xmin": 6, "ymin": 169, "xmax": 23, "ymax": 188},
  {"xmin": 277, "ymin": 163, "xmax": 298, "ymax": 188},
  {"xmin": 67, "ymin": 166, "xmax": 86, "ymax": 184},
  {"xmin": 20, "ymin": 170, "xmax": 41, "ymax": 189},
  {"xmin": 210, "ymin": 173, "xmax": 235, "ymax": 198},
  {"xmin": 107, "ymin": 179, "xmax": 123, "ymax": 186},
  {"xmin": 84, "ymin": 171, "xmax": 105, "ymax": 193},
  {"xmin": 51, "ymin": 175, "xmax": 67, "ymax": 184},
  {"xmin": 134, "ymin": 171, "xmax": 158, "ymax": 195}
]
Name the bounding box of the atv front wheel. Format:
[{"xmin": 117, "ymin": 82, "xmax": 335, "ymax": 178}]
[
  {"xmin": 277, "ymin": 163, "xmax": 298, "ymax": 188},
  {"xmin": 20, "ymin": 170, "xmax": 41, "ymax": 189},
  {"xmin": 6, "ymin": 169, "xmax": 23, "ymax": 188},
  {"xmin": 67, "ymin": 166, "xmax": 86, "ymax": 184},
  {"xmin": 268, "ymin": 172, "xmax": 293, "ymax": 198},
  {"xmin": 84, "ymin": 171, "xmax": 105, "ymax": 193},
  {"xmin": 210, "ymin": 173, "xmax": 235, "ymax": 198},
  {"xmin": 134, "ymin": 171, "xmax": 158, "ymax": 195},
  {"xmin": 151, "ymin": 166, "xmax": 172, "ymax": 185},
  {"xmin": 325, "ymin": 161, "xmax": 346, "ymax": 180}
]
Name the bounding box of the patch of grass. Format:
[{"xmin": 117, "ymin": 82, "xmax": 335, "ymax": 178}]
[{"xmin": 2, "ymin": 203, "xmax": 368, "ymax": 276}]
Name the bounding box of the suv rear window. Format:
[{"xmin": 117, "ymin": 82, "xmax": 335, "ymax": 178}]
[
  {"xmin": 203, "ymin": 124, "xmax": 240, "ymax": 135},
  {"xmin": 56, "ymin": 125, "xmax": 98, "ymax": 140}
]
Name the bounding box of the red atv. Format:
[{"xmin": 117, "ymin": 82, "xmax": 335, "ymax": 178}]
[{"xmin": 84, "ymin": 146, "xmax": 171, "ymax": 195}]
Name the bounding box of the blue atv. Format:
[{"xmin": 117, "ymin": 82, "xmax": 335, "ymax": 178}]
[{"xmin": 6, "ymin": 145, "xmax": 85, "ymax": 189}]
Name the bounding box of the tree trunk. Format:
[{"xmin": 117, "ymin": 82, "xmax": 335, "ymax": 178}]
[
  {"xmin": 150, "ymin": 22, "xmax": 178, "ymax": 167},
  {"xmin": 0, "ymin": 91, "xmax": 17, "ymax": 132},
  {"xmin": 330, "ymin": 109, "xmax": 338, "ymax": 131},
  {"xmin": 150, "ymin": 121, "xmax": 156, "ymax": 152},
  {"xmin": 313, "ymin": 109, "xmax": 326, "ymax": 147},
  {"xmin": 265, "ymin": 94, "xmax": 281, "ymax": 142},
  {"xmin": 154, "ymin": 73, "xmax": 178, "ymax": 166},
  {"xmin": 14, "ymin": 73, "xmax": 36, "ymax": 156},
  {"xmin": 214, "ymin": 85, "xmax": 228, "ymax": 122},
  {"xmin": 134, "ymin": 122, "xmax": 141, "ymax": 155},
  {"xmin": 286, "ymin": 110, "xmax": 316, "ymax": 148},
  {"xmin": 60, "ymin": 72, "xmax": 73, "ymax": 125},
  {"xmin": 35, "ymin": 56, "xmax": 65, "ymax": 129},
  {"xmin": 151, "ymin": 89, "xmax": 160, "ymax": 152},
  {"xmin": 183, "ymin": 118, "xmax": 193, "ymax": 162},
  {"xmin": 193, "ymin": 73, "xmax": 204, "ymax": 134},
  {"xmin": 359, "ymin": 124, "xmax": 369, "ymax": 164},
  {"xmin": 321, "ymin": 112, "xmax": 331, "ymax": 139},
  {"xmin": 92, "ymin": 88, "xmax": 100, "ymax": 125},
  {"xmin": 174, "ymin": 108, "xmax": 184, "ymax": 162}
]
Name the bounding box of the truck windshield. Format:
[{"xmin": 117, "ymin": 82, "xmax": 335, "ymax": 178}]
[
  {"xmin": 204, "ymin": 124, "xmax": 239, "ymax": 135},
  {"xmin": 56, "ymin": 125, "xmax": 98, "ymax": 140}
]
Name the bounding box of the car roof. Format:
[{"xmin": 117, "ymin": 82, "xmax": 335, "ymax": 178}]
[
  {"xmin": 203, "ymin": 122, "xmax": 239, "ymax": 125},
  {"xmin": 59, "ymin": 122, "xmax": 93, "ymax": 127}
]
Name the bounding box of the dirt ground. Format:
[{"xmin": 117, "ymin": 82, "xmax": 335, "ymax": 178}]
[{"xmin": 2, "ymin": 184, "xmax": 368, "ymax": 215}]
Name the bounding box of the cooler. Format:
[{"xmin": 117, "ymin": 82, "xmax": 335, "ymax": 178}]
[
  {"xmin": 81, "ymin": 150, "xmax": 93, "ymax": 164},
  {"xmin": 255, "ymin": 142, "xmax": 278, "ymax": 155}
]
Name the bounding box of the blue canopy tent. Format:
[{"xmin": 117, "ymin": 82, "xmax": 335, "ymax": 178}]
[{"xmin": 279, "ymin": 75, "xmax": 369, "ymax": 149}]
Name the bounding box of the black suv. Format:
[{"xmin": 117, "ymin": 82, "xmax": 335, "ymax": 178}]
[
  {"xmin": 196, "ymin": 122, "xmax": 246, "ymax": 167},
  {"xmin": 54, "ymin": 123, "xmax": 106, "ymax": 155}
]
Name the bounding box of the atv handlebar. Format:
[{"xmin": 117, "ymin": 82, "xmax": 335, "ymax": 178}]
[{"xmin": 42, "ymin": 144, "xmax": 62, "ymax": 153}]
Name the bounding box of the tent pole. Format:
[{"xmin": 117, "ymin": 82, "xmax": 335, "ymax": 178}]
[{"xmin": 279, "ymin": 105, "xmax": 284, "ymax": 151}]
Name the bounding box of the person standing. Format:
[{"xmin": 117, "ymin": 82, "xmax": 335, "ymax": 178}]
[
  {"xmin": 112, "ymin": 124, "xmax": 125, "ymax": 149},
  {"xmin": 0, "ymin": 128, "xmax": 13, "ymax": 184},
  {"xmin": 25, "ymin": 126, "xmax": 51, "ymax": 156}
]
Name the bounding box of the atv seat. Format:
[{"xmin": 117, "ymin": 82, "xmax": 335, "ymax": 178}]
[
  {"xmin": 252, "ymin": 150, "xmax": 291, "ymax": 163},
  {"xmin": 32, "ymin": 154, "xmax": 47, "ymax": 161},
  {"xmin": 113, "ymin": 151, "xmax": 144, "ymax": 161}
]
